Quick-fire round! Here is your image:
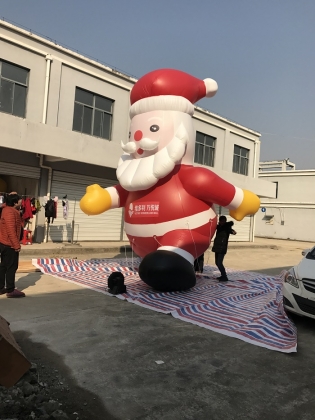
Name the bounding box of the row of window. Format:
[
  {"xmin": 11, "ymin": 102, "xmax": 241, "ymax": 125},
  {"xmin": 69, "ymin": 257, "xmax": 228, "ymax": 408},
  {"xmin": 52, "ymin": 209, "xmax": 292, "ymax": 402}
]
[
  {"xmin": 194, "ymin": 132, "xmax": 249, "ymax": 175},
  {"xmin": 0, "ymin": 59, "xmax": 249, "ymax": 175},
  {"xmin": 0, "ymin": 59, "xmax": 114, "ymax": 140}
]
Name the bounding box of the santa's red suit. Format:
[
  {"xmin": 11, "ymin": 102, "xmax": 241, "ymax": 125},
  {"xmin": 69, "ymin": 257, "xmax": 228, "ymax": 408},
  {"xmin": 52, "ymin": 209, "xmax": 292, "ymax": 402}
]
[{"xmin": 114, "ymin": 164, "xmax": 239, "ymax": 264}]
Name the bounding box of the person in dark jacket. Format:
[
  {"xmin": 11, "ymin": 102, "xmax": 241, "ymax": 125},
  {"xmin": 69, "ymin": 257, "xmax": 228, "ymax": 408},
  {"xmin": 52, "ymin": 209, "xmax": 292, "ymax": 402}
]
[
  {"xmin": 211, "ymin": 215, "xmax": 236, "ymax": 282},
  {"xmin": 0, "ymin": 194, "xmax": 25, "ymax": 298}
]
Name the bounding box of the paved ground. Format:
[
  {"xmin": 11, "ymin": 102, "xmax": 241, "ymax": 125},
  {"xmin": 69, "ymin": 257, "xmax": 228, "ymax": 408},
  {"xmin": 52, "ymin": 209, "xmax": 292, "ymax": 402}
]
[{"xmin": 1, "ymin": 238, "xmax": 315, "ymax": 420}]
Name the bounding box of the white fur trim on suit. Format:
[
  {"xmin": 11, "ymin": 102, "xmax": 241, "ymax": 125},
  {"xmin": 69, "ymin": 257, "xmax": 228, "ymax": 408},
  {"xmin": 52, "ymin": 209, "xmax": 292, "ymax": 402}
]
[
  {"xmin": 124, "ymin": 208, "xmax": 216, "ymax": 238},
  {"xmin": 157, "ymin": 246, "xmax": 195, "ymax": 264},
  {"xmin": 130, "ymin": 95, "xmax": 194, "ymax": 118},
  {"xmin": 106, "ymin": 187, "xmax": 120, "ymax": 208},
  {"xmin": 226, "ymin": 187, "xmax": 244, "ymax": 210}
]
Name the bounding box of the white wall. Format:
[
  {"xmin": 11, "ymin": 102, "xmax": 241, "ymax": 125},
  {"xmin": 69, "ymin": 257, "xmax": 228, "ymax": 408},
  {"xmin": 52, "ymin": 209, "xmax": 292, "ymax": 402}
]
[
  {"xmin": 0, "ymin": 21, "xmax": 133, "ymax": 168},
  {"xmin": 193, "ymin": 108, "xmax": 260, "ymax": 175},
  {"xmin": 57, "ymin": 64, "xmax": 130, "ymax": 140},
  {"xmin": 256, "ymin": 207, "xmax": 315, "ymax": 242},
  {"xmin": 193, "ymin": 109, "xmax": 275, "ymax": 197},
  {"xmin": 0, "ymin": 112, "xmax": 124, "ymax": 168},
  {"xmin": 256, "ymin": 172, "xmax": 315, "ymax": 241},
  {"xmin": 0, "ymin": 38, "xmax": 46, "ymax": 122}
]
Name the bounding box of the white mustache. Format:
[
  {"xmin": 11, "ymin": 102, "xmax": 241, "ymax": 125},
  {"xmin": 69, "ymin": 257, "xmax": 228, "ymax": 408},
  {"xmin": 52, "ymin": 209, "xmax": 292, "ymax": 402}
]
[
  {"xmin": 121, "ymin": 137, "xmax": 159, "ymax": 154},
  {"xmin": 121, "ymin": 141, "xmax": 136, "ymax": 153},
  {"xmin": 139, "ymin": 137, "xmax": 159, "ymax": 150}
]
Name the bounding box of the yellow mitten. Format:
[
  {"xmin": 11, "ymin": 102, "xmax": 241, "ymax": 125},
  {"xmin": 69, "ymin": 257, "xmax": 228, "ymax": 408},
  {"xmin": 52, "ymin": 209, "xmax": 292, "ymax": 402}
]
[
  {"xmin": 229, "ymin": 189, "xmax": 260, "ymax": 221},
  {"xmin": 80, "ymin": 184, "xmax": 112, "ymax": 215}
]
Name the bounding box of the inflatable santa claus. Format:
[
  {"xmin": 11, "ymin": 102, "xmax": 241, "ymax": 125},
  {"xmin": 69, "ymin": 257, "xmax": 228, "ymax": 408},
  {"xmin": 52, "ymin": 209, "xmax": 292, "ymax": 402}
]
[{"xmin": 80, "ymin": 69, "xmax": 260, "ymax": 292}]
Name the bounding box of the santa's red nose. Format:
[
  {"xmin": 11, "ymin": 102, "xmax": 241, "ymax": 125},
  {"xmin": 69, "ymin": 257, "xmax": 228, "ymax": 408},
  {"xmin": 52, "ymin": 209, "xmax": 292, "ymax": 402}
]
[{"xmin": 134, "ymin": 130, "xmax": 142, "ymax": 141}]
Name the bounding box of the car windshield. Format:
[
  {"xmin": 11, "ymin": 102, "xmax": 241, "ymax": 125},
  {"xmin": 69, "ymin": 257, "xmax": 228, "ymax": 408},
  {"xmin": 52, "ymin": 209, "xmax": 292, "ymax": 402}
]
[{"xmin": 306, "ymin": 247, "xmax": 315, "ymax": 260}]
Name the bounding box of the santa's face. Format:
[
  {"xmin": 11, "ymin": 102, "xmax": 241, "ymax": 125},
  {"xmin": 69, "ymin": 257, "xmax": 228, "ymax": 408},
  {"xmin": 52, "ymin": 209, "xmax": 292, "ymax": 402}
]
[
  {"xmin": 118, "ymin": 110, "xmax": 195, "ymax": 191},
  {"xmin": 128, "ymin": 110, "xmax": 175, "ymax": 158}
]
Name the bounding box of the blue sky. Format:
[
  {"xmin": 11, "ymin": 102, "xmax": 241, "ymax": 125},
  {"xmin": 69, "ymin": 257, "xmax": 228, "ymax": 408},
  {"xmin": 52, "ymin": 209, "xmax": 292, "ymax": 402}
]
[{"xmin": 1, "ymin": 0, "xmax": 314, "ymax": 169}]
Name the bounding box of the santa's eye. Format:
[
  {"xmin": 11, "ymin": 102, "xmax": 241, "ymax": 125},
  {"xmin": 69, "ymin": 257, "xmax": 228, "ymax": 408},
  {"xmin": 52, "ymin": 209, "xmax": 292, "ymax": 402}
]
[
  {"xmin": 129, "ymin": 132, "xmax": 131, "ymax": 138},
  {"xmin": 150, "ymin": 124, "xmax": 159, "ymax": 132}
]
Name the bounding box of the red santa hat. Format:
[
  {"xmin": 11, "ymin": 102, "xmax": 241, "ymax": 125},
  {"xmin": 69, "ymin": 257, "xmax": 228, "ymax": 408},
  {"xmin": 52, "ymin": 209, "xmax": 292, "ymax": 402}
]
[{"xmin": 130, "ymin": 69, "xmax": 218, "ymax": 118}]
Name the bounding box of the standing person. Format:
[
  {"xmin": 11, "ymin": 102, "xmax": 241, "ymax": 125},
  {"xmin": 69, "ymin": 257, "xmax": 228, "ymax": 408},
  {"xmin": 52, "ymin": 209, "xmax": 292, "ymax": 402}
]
[
  {"xmin": 194, "ymin": 253, "xmax": 204, "ymax": 274},
  {"xmin": 0, "ymin": 194, "xmax": 25, "ymax": 298},
  {"xmin": 212, "ymin": 215, "xmax": 236, "ymax": 282}
]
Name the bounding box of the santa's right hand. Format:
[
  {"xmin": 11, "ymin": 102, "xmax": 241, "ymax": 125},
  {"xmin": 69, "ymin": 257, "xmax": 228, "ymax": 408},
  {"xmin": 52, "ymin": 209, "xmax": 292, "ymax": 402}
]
[{"xmin": 80, "ymin": 184, "xmax": 112, "ymax": 215}]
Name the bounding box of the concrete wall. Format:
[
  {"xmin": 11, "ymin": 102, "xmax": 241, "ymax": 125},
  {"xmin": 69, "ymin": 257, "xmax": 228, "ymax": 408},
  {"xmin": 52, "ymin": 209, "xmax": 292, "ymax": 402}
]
[
  {"xmin": 256, "ymin": 207, "xmax": 315, "ymax": 242},
  {"xmin": 0, "ymin": 112, "xmax": 126, "ymax": 168},
  {"xmin": 0, "ymin": 21, "xmax": 133, "ymax": 168},
  {"xmin": 256, "ymin": 172, "xmax": 315, "ymax": 241},
  {"xmin": 0, "ymin": 36, "xmax": 47, "ymax": 123},
  {"xmin": 193, "ymin": 109, "xmax": 274, "ymax": 197},
  {"xmin": 193, "ymin": 109, "xmax": 259, "ymax": 175}
]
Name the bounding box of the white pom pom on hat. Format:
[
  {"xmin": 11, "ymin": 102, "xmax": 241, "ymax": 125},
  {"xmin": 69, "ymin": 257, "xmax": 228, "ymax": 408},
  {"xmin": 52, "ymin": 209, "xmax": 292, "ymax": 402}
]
[{"xmin": 203, "ymin": 78, "xmax": 218, "ymax": 98}]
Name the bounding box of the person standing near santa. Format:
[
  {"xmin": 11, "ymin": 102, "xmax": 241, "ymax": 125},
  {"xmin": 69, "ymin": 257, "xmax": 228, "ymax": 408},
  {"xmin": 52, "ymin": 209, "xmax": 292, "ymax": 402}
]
[{"xmin": 80, "ymin": 69, "xmax": 260, "ymax": 292}]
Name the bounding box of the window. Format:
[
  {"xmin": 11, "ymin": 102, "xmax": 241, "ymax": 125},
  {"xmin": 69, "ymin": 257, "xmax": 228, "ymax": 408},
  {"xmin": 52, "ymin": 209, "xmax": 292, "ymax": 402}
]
[
  {"xmin": 194, "ymin": 132, "xmax": 216, "ymax": 167},
  {"xmin": 72, "ymin": 87, "xmax": 114, "ymax": 140},
  {"xmin": 233, "ymin": 145, "xmax": 249, "ymax": 175},
  {"xmin": 0, "ymin": 61, "xmax": 29, "ymax": 118}
]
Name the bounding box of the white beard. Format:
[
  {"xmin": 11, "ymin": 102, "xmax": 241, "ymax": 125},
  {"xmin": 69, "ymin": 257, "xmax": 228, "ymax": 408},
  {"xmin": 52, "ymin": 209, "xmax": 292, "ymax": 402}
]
[{"xmin": 117, "ymin": 123, "xmax": 189, "ymax": 192}]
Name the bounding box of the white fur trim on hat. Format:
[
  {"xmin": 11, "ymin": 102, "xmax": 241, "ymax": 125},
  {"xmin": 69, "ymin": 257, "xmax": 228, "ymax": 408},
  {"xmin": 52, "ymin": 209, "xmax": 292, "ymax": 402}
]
[
  {"xmin": 130, "ymin": 95, "xmax": 194, "ymax": 118},
  {"xmin": 204, "ymin": 78, "xmax": 218, "ymax": 98}
]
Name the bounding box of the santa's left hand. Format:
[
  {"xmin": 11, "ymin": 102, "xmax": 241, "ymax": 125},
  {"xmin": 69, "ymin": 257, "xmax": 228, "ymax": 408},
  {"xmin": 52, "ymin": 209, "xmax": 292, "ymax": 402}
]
[{"xmin": 229, "ymin": 189, "xmax": 260, "ymax": 221}]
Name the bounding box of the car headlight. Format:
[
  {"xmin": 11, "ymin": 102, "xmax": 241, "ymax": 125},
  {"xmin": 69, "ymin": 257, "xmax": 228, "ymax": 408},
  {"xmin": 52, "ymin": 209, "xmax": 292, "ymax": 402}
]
[{"xmin": 284, "ymin": 269, "xmax": 299, "ymax": 288}]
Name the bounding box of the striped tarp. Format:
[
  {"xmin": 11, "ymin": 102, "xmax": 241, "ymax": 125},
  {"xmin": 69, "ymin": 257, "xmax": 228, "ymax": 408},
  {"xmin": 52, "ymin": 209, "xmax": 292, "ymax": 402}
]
[{"xmin": 32, "ymin": 258, "xmax": 297, "ymax": 353}]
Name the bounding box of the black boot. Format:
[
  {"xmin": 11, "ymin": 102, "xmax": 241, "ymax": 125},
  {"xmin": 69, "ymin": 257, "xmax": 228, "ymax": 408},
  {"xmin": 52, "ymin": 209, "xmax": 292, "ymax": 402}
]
[
  {"xmin": 139, "ymin": 250, "xmax": 196, "ymax": 292},
  {"xmin": 107, "ymin": 272, "xmax": 126, "ymax": 295}
]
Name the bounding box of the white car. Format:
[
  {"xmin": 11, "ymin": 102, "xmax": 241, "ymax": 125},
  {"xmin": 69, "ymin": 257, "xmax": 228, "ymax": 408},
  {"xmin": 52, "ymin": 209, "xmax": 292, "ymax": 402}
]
[{"xmin": 282, "ymin": 245, "xmax": 315, "ymax": 319}]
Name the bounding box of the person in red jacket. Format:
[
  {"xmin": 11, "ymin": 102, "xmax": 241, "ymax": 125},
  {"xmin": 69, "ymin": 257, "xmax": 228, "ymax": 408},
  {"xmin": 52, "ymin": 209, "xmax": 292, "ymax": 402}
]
[{"xmin": 0, "ymin": 194, "xmax": 25, "ymax": 298}]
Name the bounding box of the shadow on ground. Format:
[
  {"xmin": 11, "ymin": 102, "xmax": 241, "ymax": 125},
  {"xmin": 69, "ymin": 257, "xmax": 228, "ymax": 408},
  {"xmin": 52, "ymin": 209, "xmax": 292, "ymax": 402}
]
[
  {"xmin": 288, "ymin": 312, "xmax": 315, "ymax": 329},
  {"xmin": 12, "ymin": 331, "xmax": 119, "ymax": 420},
  {"xmin": 16, "ymin": 272, "xmax": 43, "ymax": 291}
]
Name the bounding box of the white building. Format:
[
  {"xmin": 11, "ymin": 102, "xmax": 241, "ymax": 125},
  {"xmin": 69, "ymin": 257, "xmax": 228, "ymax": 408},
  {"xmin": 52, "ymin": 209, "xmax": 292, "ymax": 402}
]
[
  {"xmin": 256, "ymin": 159, "xmax": 315, "ymax": 242},
  {"xmin": 0, "ymin": 20, "xmax": 275, "ymax": 243}
]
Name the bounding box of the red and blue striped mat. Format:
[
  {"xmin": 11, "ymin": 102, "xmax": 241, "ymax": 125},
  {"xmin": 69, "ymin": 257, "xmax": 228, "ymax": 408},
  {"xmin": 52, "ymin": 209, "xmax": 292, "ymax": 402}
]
[{"xmin": 32, "ymin": 258, "xmax": 297, "ymax": 353}]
